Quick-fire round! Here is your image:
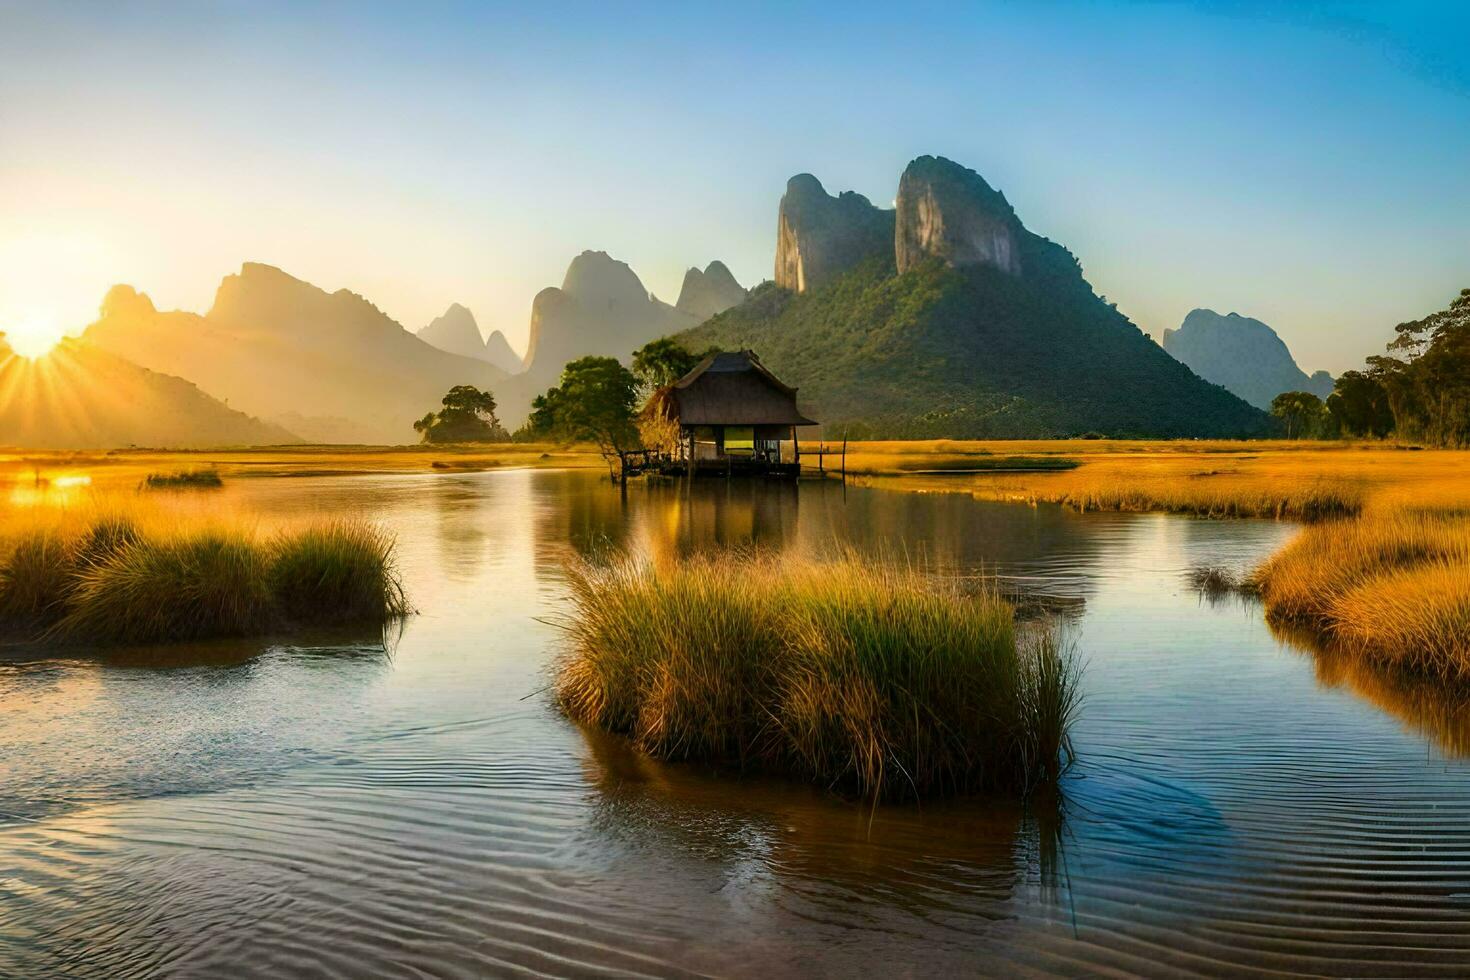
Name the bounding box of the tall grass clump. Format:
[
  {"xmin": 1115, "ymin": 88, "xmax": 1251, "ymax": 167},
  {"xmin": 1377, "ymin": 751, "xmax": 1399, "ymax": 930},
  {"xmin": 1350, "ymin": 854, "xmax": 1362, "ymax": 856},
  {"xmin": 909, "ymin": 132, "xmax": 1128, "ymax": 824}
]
[
  {"xmin": 268, "ymin": 520, "xmax": 407, "ymax": 624},
  {"xmin": 557, "ymin": 551, "xmax": 1080, "ymax": 801},
  {"xmin": 0, "ymin": 511, "xmax": 406, "ymax": 645},
  {"xmin": 56, "ymin": 530, "xmax": 275, "ymax": 643},
  {"xmin": 1254, "ymin": 513, "xmax": 1470, "ymax": 679}
]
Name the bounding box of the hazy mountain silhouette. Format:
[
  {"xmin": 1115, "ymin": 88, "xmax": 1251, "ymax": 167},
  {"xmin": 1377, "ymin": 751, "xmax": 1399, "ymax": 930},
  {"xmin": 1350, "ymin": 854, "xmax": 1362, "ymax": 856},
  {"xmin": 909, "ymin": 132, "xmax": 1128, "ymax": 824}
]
[
  {"xmin": 0, "ymin": 334, "xmax": 299, "ymax": 449},
  {"xmin": 1162, "ymin": 309, "xmax": 1334, "ymax": 410},
  {"xmin": 417, "ymin": 303, "xmax": 523, "ymax": 374},
  {"xmin": 674, "ymin": 261, "xmax": 747, "ymax": 321},
  {"xmin": 680, "ymin": 155, "xmax": 1268, "ymax": 438},
  {"xmin": 521, "ymin": 250, "xmax": 699, "ymax": 383},
  {"xmin": 84, "ymin": 264, "xmax": 511, "ymax": 443}
]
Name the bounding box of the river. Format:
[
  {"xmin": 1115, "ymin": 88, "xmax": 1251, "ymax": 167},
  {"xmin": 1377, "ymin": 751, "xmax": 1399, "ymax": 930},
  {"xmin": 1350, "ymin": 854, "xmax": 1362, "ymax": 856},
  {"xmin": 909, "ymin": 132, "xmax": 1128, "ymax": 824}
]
[{"xmin": 3, "ymin": 468, "xmax": 1469, "ymax": 977}]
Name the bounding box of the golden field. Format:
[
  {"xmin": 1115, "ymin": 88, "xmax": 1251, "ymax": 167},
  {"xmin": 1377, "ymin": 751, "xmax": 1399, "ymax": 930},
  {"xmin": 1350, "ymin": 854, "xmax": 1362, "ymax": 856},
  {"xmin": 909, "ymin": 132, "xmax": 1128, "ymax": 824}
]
[{"xmin": 0, "ymin": 442, "xmax": 602, "ymax": 500}]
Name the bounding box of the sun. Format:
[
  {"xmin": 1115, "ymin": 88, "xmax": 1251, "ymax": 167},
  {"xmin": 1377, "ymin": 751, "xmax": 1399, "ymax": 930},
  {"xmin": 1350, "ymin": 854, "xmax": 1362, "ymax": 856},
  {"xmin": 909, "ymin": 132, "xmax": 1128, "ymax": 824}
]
[{"xmin": 3, "ymin": 316, "xmax": 67, "ymax": 360}]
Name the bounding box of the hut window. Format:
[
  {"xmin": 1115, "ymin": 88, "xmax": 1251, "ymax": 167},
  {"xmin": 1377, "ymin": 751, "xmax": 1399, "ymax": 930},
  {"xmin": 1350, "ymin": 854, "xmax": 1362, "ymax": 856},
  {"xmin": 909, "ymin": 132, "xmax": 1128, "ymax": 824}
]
[{"xmin": 724, "ymin": 426, "xmax": 755, "ymax": 452}]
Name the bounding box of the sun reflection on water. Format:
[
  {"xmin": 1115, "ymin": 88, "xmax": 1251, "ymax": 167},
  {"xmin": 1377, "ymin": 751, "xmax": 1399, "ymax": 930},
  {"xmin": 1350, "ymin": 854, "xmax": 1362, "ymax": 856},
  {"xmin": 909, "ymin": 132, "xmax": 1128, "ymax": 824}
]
[{"xmin": 9, "ymin": 471, "xmax": 92, "ymax": 507}]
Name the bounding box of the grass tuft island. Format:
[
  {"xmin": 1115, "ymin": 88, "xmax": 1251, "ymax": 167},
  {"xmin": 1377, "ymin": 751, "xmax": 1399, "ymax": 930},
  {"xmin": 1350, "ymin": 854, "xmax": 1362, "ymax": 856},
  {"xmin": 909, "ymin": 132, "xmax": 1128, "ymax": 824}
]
[
  {"xmin": 556, "ymin": 550, "xmax": 1079, "ymax": 801},
  {"xmin": 0, "ymin": 511, "xmax": 405, "ymax": 644}
]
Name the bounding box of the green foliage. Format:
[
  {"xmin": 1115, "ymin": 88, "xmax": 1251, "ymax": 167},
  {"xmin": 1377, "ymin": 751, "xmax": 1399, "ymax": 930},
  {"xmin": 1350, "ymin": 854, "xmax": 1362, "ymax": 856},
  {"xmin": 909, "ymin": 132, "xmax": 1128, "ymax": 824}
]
[
  {"xmin": 1363, "ymin": 288, "xmax": 1470, "ymax": 446},
  {"xmin": 678, "ymin": 254, "xmax": 1268, "ymax": 439},
  {"xmin": 1327, "ymin": 370, "xmax": 1394, "ymax": 438},
  {"xmin": 413, "ymin": 384, "xmax": 507, "ymax": 444},
  {"xmin": 1270, "ymin": 390, "xmax": 1326, "ymax": 439},
  {"xmin": 556, "ymin": 550, "xmax": 1079, "ymax": 801},
  {"xmin": 630, "ymin": 337, "xmax": 716, "ymax": 393},
  {"xmin": 522, "ymin": 356, "xmax": 641, "ymax": 458}
]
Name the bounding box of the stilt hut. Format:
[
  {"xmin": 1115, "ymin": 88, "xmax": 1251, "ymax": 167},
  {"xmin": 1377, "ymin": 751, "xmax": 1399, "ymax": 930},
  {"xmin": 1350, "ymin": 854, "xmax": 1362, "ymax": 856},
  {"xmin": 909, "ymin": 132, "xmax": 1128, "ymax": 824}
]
[{"xmin": 643, "ymin": 350, "xmax": 817, "ymax": 477}]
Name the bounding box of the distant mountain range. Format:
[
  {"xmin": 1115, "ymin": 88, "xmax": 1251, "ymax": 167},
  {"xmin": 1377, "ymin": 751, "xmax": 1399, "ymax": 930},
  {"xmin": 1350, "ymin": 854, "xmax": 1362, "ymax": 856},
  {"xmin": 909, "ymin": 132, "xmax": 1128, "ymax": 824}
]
[
  {"xmin": 0, "ymin": 333, "xmax": 298, "ymax": 449},
  {"xmin": 1162, "ymin": 309, "xmax": 1333, "ymax": 410},
  {"xmin": 84, "ymin": 264, "xmax": 511, "ymax": 443},
  {"xmin": 16, "ymin": 155, "xmax": 1306, "ymax": 448},
  {"xmin": 680, "ymin": 155, "xmax": 1268, "ymax": 438},
  {"xmin": 63, "ymin": 252, "xmax": 747, "ymax": 448}
]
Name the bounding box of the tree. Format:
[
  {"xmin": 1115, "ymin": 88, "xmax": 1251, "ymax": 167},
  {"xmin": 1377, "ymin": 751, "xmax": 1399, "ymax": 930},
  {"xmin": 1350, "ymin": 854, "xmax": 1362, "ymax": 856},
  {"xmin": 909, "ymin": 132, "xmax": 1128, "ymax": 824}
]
[
  {"xmin": 1271, "ymin": 391, "xmax": 1324, "ymax": 440},
  {"xmin": 412, "ymin": 385, "xmax": 507, "ymax": 443},
  {"xmin": 523, "ymin": 356, "xmax": 641, "ymax": 475},
  {"xmin": 1326, "ymin": 370, "xmax": 1394, "ymax": 438},
  {"xmin": 631, "ymin": 338, "xmax": 714, "ymax": 394},
  {"xmin": 1363, "ymin": 288, "xmax": 1470, "ymax": 446}
]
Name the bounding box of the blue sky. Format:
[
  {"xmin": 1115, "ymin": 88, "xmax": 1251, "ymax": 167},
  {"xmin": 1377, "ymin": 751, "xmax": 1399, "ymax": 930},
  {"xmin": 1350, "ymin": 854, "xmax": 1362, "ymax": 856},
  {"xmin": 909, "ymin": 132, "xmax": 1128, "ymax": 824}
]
[{"xmin": 1, "ymin": 0, "xmax": 1466, "ymax": 373}]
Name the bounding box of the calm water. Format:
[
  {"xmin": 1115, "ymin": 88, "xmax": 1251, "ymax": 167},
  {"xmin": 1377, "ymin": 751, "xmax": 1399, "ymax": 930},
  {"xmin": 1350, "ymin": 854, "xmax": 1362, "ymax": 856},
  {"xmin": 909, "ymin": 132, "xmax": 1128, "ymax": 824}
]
[{"xmin": 4, "ymin": 469, "xmax": 1470, "ymax": 977}]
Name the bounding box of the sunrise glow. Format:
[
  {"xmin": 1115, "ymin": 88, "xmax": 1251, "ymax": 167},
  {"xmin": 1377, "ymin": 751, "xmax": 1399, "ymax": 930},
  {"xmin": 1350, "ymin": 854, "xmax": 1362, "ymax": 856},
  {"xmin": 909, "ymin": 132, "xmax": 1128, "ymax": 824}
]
[{"xmin": 3, "ymin": 316, "xmax": 67, "ymax": 360}]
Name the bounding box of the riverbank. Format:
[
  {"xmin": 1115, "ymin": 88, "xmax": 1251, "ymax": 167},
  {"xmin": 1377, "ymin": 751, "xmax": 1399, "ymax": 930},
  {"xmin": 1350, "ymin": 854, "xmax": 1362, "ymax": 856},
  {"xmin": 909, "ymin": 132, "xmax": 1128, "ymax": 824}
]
[{"xmin": 848, "ymin": 440, "xmax": 1470, "ymax": 680}]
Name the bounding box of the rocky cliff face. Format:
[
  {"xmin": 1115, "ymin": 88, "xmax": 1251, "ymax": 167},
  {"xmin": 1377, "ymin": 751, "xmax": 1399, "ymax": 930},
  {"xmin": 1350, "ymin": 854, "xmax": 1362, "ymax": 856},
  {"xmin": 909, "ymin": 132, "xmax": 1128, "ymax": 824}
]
[
  {"xmin": 418, "ymin": 303, "xmax": 487, "ymax": 360},
  {"xmin": 521, "ymin": 250, "xmax": 696, "ymax": 381},
  {"xmin": 675, "ymin": 260, "xmax": 747, "ymax": 321},
  {"xmin": 1162, "ymin": 309, "xmax": 1334, "ymax": 410},
  {"xmin": 774, "ymin": 174, "xmax": 894, "ymax": 292},
  {"xmin": 895, "ymin": 156, "xmax": 1023, "ymax": 276}
]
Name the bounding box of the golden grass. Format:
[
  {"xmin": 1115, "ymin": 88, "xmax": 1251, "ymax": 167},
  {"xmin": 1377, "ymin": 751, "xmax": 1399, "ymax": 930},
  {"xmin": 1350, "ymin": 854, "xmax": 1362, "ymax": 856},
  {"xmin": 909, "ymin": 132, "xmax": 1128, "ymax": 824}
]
[
  {"xmin": 842, "ymin": 440, "xmax": 1470, "ymax": 523},
  {"xmin": 1253, "ymin": 513, "xmax": 1470, "ymax": 679},
  {"xmin": 842, "ymin": 440, "xmax": 1470, "ymax": 681},
  {"xmin": 556, "ymin": 550, "xmax": 1079, "ymax": 801},
  {"xmin": 0, "ymin": 442, "xmax": 602, "ymax": 498},
  {"xmin": 0, "ymin": 502, "xmax": 405, "ymax": 645}
]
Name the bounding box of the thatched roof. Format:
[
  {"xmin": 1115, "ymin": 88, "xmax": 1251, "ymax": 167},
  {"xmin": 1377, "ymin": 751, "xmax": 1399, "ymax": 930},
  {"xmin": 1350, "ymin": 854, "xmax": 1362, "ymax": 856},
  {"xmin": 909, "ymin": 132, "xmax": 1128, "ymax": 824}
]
[{"xmin": 665, "ymin": 351, "xmax": 817, "ymax": 427}]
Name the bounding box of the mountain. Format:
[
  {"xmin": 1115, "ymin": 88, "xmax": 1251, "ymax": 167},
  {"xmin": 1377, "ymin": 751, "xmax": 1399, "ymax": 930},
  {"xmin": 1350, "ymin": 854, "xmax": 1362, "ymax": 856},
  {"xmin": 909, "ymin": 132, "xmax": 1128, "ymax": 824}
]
[
  {"xmin": 674, "ymin": 261, "xmax": 748, "ymax": 321},
  {"xmin": 483, "ymin": 330, "xmax": 521, "ymax": 375},
  {"xmin": 677, "ymin": 155, "xmax": 1268, "ymax": 439},
  {"xmin": 0, "ymin": 334, "xmax": 298, "ymax": 449},
  {"xmin": 417, "ymin": 303, "xmax": 524, "ymax": 374},
  {"xmin": 1161, "ymin": 309, "xmax": 1334, "ymax": 410},
  {"xmin": 775, "ymin": 174, "xmax": 894, "ymax": 292},
  {"xmin": 418, "ymin": 303, "xmax": 487, "ymax": 359},
  {"xmin": 521, "ymin": 250, "xmax": 697, "ymax": 382},
  {"xmin": 84, "ymin": 264, "xmax": 512, "ymax": 443}
]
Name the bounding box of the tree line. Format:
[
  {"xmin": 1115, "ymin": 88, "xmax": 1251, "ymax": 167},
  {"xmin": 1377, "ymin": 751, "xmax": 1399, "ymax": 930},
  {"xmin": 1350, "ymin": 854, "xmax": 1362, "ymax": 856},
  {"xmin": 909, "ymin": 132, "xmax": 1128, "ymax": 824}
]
[
  {"xmin": 1271, "ymin": 287, "xmax": 1469, "ymax": 445},
  {"xmin": 409, "ymin": 338, "xmax": 713, "ymax": 471}
]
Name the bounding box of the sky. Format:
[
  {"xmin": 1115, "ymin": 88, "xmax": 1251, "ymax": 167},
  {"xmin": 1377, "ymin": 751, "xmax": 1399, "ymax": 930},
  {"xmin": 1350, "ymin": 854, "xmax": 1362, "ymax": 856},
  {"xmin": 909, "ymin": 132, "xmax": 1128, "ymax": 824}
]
[{"xmin": 1, "ymin": 0, "xmax": 1466, "ymax": 373}]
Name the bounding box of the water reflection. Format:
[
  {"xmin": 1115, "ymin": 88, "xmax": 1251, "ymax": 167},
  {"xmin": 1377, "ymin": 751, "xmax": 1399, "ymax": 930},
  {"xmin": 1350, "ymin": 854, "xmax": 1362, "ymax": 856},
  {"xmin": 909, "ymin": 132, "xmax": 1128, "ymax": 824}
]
[
  {"xmin": 576, "ymin": 725, "xmax": 1068, "ymax": 918},
  {"xmin": 1273, "ymin": 621, "xmax": 1470, "ymax": 758}
]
